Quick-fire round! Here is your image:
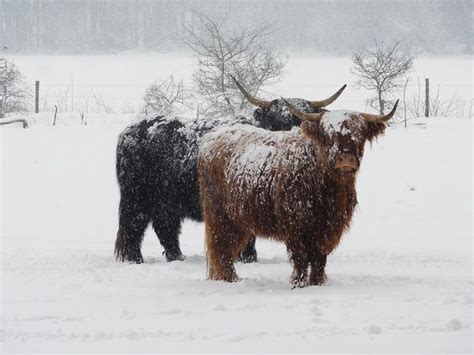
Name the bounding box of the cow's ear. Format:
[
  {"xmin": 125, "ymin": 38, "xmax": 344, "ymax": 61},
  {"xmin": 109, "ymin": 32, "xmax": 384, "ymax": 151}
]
[{"xmin": 366, "ymin": 121, "xmax": 387, "ymax": 142}]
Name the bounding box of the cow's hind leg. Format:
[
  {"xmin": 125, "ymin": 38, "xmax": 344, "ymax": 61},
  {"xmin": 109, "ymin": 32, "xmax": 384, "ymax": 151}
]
[
  {"xmin": 308, "ymin": 251, "xmax": 327, "ymax": 286},
  {"xmin": 151, "ymin": 212, "xmax": 185, "ymax": 262},
  {"xmin": 205, "ymin": 212, "xmax": 241, "ymax": 283},
  {"xmin": 237, "ymin": 236, "xmax": 258, "ymax": 263},
  {"xmin": 115, "ymin": 197, "xmax": 149, "ymax": 264}
]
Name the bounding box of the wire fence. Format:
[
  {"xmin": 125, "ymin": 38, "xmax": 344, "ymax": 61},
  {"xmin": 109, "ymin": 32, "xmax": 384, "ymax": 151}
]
[{"xmin": 35, "ymin": 81, "xmax": 473, "ymax": 118}]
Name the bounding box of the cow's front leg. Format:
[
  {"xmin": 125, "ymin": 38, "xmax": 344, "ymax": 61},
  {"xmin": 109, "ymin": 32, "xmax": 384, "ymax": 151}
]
[{"xmin": 287, "ymin": 239, "xmax": 309, "ymax": 288}]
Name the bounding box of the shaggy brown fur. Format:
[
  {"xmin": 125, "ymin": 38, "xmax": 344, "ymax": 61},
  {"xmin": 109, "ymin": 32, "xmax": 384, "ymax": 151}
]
[{"xmin": 198, "ymin": 110, "xmax": 388, "ymax": 288}]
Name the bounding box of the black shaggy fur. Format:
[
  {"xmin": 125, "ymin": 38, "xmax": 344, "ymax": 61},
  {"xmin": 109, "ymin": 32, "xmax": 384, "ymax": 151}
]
[{"xmin": 115, "ymin": 98, "xmax": 326, "ymax": 264}]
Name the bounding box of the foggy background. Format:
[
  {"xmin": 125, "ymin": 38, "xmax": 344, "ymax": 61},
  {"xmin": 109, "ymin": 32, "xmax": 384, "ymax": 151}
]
[
  {"xmin": 1, "ymin": 0, "xmax": 472, "ymax": 55},
  {"xmin": 1, "ymin": 0, "xmax": 472, "ymax": 119}
]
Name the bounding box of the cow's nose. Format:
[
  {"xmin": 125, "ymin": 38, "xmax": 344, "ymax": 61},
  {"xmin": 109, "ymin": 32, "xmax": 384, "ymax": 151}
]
[{"xmin": 335, "ymin": 153, "xmax": 358, "ymax": 171}]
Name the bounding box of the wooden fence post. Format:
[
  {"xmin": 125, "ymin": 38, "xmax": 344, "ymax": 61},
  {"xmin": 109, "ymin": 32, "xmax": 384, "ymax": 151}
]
[
  {"xmin": 403, "ymin": 76, "xmax": 410, "ymax": 127},
  {"xmin": 35, "ymin": 80, "xmax": 40, "ymax": 113},
  {"xmin": 424, "ymin": 78, "xmax": 429, "ymax": 117},
  {"xmin": 71, "ymin": 75, "xmax": 74, "ymax": 113},
  {"xmin": 53, "ymin": 105, "xmax": 58, "ymax": 125}
]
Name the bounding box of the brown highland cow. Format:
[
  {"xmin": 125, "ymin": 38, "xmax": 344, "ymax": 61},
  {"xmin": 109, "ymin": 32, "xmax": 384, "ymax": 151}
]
[{"xmin": 198, "ymin": 99, "xmax": 398, "ymax": 288}]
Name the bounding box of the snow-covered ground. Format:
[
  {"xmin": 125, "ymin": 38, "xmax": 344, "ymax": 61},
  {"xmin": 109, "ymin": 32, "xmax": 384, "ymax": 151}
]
[
  {"xmin": 1, "ymin": 113, "xmax": 472, "ymax": 353},
  {"xmin": 1, "ymin": 53, "xmax": 473, "ymax": 353}
]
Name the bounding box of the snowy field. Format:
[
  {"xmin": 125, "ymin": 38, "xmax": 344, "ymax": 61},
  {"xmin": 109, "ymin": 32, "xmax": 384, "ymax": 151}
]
[
  {"xmin": 1, "ymin": 54, "xmax": 473, "ymax": 354},
  {"xmin": 2, "ymin": 116, "xmax": 472, "ymax": 353}
]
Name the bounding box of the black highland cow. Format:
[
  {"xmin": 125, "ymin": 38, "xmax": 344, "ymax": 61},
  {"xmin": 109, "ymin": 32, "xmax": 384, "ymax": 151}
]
[{"xmin": 115, "ymin": 78, "xmax": 346, "ymax": 263}]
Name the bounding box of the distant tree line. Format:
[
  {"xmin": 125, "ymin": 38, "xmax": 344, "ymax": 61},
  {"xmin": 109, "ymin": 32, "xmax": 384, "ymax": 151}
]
[{"xmin": 1, "ymin": 0, "xmax": 471, "ymax": 55}]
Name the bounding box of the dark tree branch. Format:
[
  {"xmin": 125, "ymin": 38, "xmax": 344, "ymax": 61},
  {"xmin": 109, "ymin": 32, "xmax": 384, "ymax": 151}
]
[{"xmin": 0, "ymin": 117, "xmax": 28, "ymax": 128}]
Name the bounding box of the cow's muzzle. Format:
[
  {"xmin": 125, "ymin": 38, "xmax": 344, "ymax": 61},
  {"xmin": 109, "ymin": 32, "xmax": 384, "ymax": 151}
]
[{"xmin": 334, "ymin": 153, "xmax": 359, "ymax": 173}]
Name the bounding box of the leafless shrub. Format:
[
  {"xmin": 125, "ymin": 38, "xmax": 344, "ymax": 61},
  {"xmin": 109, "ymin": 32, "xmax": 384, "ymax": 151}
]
[
  {"xmin": 183, "ymin": 10, "xmax": 286, "ymax": 117},
  {"xmin": 91, "ymin": 91, "xmax": 112, "ymax": 114},
  {"xmin": 352, "ymin": 40, "xmax": 415, "ymax": 115},
  {"xmin": 428, "ymin": 89, "xmax": 464, "ymax": 117},
  {"xmin": 52, "ymin": 88, "xmax": 69, "ymax": 113},
  {"xmin": 406, "ymin": 79, "xmax": 464, "ymax": 118},
  {"xmin": 48, "ymin": 89, "xmax": 112, "ymax": 114},
  {"xmin": 0, "ymin": 57, "xmax": 31, "ymax": 118},
  {"xmin": 143, "ymin": 75, "xmax": 188, "ymax": 116}
]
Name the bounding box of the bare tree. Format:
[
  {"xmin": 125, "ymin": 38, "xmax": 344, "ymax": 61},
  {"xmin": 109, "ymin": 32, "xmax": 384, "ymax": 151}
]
[
  {"xmin": 183, "ymin": 10, "xmax": 286, "ymax": 117},
  {"xmin": 143, "ymin": 75, "xmax": 189, "ymax": 116},
  {"xmin": 351, "ymin": 40, "xmax": 414, "ymax": 115},
  {"xmin": 0, "ymin": 58, "xmax": 31, "ymax": 118}
]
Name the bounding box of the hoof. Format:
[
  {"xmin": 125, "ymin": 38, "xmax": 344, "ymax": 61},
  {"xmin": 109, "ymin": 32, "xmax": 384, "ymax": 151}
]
[
  {"xmin": 291, "ymin": 280, "xmax": 309, "ymax": 289},
  {"xmin": 208, "ymin": 273, "xmax": 240, "ymax": 283},
  {"xmin": 309, "ymin": 273, "xmax": 327, "ymax": 286},
  {"xmin": 290, "ymin": 273, "xmax": 309, "ymax": 289},
  {"xmin": 117, "ymin": 252, "xmax": 144, "ymax": 264},
  {"xmin": 163, "ymin": 251, "xmax": 185, "ymax": 262},
  {"xmin": 237, "ymin": 252, "xmax": 258, "ymax": 263},
  {"xmin": 128, "ymin": 258, "xmax": 144, "ymax": 264}
]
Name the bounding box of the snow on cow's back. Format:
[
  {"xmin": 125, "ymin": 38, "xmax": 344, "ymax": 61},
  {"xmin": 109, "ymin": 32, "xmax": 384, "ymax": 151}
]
[
  {"xmin": 200, "ymin": 124, "xmax": 255, "ymax": 159},
  {"xmin": 200, "ymin": 124, "xmax": 292, "ymax": 161},
  {"xmin": 228, "ymin": 141, "xmax": 278, "ymax": 182},
  {"xmin": 199, "ymin": 124, "xmax": 318, "ymax": 187},
  {"xmin": 178, "ymin": 115, "xmax": 256, "ymax": 142}
]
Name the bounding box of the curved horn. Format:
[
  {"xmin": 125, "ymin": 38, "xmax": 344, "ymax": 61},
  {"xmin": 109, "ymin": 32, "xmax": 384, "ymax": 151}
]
[
  {"xmin": 281, "ymin": 97, "xmax": 323, "ymax": 122},
  {"xmin": 360, "ymin": 99, "xmax": 399, "ymax": 123},
  {"xmin": 309, "ymin": 84, "xmax": 347, "ymax": 108},
  {"xmin": 229, "ymin": 74, "xmax": 272, "ymax": 110}
]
